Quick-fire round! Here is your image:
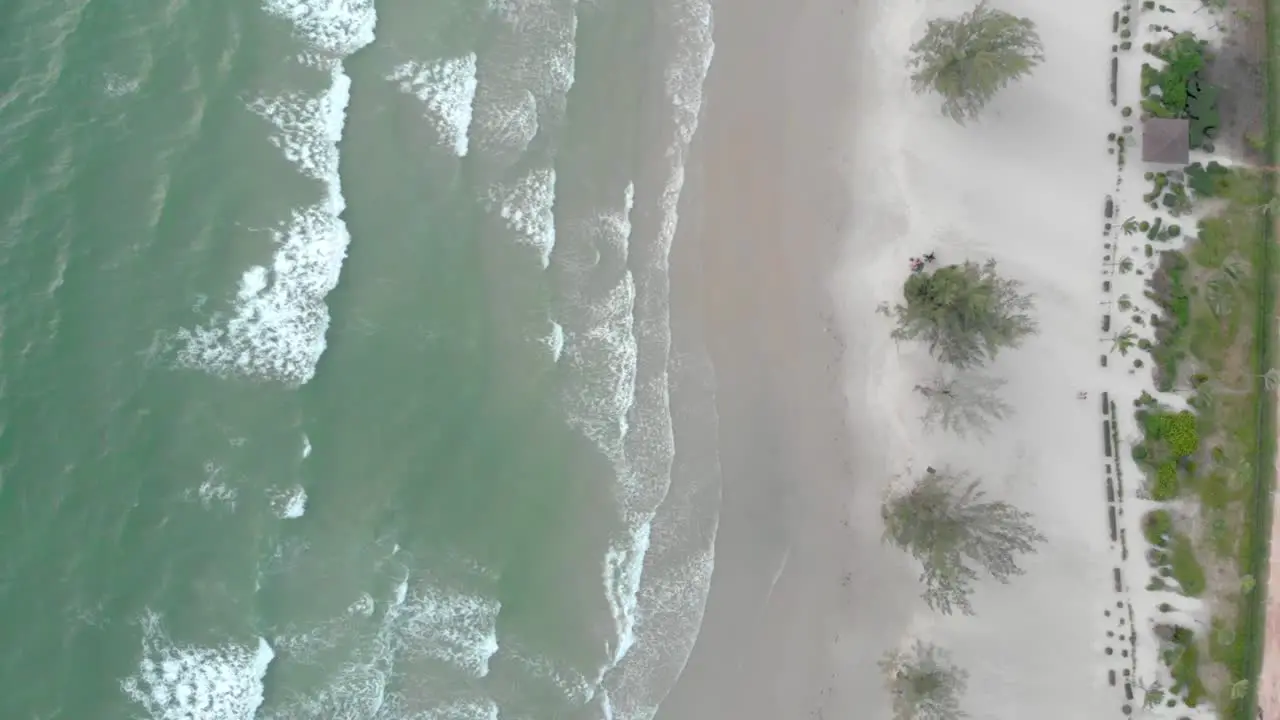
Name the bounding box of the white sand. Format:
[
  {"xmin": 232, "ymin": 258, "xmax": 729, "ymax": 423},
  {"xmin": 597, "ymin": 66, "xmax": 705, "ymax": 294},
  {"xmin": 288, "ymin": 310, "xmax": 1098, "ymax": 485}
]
[{"xmin": 827, "ymin": 0, "xmax": 1228, "ymax": 716}]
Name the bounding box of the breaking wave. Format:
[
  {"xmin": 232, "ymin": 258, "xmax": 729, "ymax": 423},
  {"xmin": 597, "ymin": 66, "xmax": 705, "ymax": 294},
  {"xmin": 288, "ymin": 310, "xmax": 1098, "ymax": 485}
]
[{"xmin": 175, "ymin": 0, "xmax": 375, "ymax": 385}]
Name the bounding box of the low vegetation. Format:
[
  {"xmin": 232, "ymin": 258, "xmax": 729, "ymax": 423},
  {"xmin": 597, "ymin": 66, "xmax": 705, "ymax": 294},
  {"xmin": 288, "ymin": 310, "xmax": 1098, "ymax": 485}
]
[
  {"xmin": 1134, "ymin": 164, "xmax": 1274, "ymax": 713},
  {"xmin": 1139, "ymin": 32, "xmax": 1220, "ymax": 148}
]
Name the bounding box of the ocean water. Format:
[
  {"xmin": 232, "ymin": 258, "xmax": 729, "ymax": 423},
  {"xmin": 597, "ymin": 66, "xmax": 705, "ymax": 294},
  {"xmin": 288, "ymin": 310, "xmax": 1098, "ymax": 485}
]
[{"xmin": 0, "ymin": 0, "xmax": 720, "ymax": 718}]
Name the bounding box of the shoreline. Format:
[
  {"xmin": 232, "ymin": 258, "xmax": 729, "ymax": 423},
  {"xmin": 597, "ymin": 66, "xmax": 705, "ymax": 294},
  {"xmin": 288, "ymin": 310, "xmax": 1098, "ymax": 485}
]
[
  {"xmin": 655, "ymin": 0, "xmax": 917, "ymax": 717},
  {"xmin": 659, "ymin": 0, "xmax": 1160, "ymax": 716}
]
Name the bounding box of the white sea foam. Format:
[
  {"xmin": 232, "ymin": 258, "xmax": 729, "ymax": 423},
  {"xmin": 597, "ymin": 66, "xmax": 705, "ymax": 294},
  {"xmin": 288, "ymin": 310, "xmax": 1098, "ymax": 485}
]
[
  {"xmin": 175, "ymin": 198, "xmax": 350, "ymax": 385},
  {"xmin": 395, "ymin": 583, "xmax": 500, "ymax": 677},
  {"xmin": 121, "ymin": 611, "xmax": 274, "ymax": 720},
  {"xmin": 270, "ymin": 485, "xmax": 308, "ymax": 519},
  {"xmin": 563, "ymin": 272, "xmax": 639, "ymax": 458},
  {"xmin": 187, "ymin": 461, "xmax": 237, "ymax": 510},
  {"xmin": 486, "ymin": 167, "xmax": 557, "ymax": 267},
  {"xmin": 602, "ymin": 486, "xmax": 718, "ymax": 720},
  {"xmin": 262, "ymin": 0, "xmax": 376, "ymax": 58},
  {"xmin": 264, "ymin": 569, "xmax": 501, "ymax": 718},
  {"xmin": 423, "ymin": 699, "xmax": 501, "ymax": 720},
  {"xmin": 351, "ymin": 592, "xmax": 376, "ymax": 617},
  {"xmin": 388, "ymin": 54, "xmax": 478, "ymax": 157},
  {"xmin": 504, "ymin": 642, "xmax": 598, "ymax": 706},
  {"xmin": 176, "ymin": 1, "xmax": 375, "ymax": 385},
  {"xmin": 653, "ymin": 0, "xmax": 714, "ymax": 273},
  {"xmin": 545, "ymin": 320, "xmax": 565, "ymax": 362},
  {"xmin": 301, "ymin": 433, "xmax": 312, "ymax": 458},
  {"xmin": 472, "ymin": 88, "xmax": 539, "ymax": 155},
  {"xmin": 487, "ymin": 0, "xmax": 578, "ymax": 99},
  {"xmin": 604, "ymin": 522, "xmax": 651, "ymax": 664},
  {"xmin": 560, "ymin": 2, "xmax": 716, "ymax": 713},
  {"xmin": 103, "ymin": 72, "xmax": 140, "ymax": 97},
  {"xmin": 664, "ymin": 0, "xmax": 714, "ymax": 148},
  {"xmin": 472, "ymin": 0, "xmax": 577, "ymax": 159}
]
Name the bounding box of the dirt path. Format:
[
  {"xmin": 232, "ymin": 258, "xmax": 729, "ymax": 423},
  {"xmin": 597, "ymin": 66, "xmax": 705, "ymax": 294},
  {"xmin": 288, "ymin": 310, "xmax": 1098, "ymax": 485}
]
[
  {"xmin": 1258, "ymin": 210, "xmax": 1280, "ymax": 720},
  {"xmin": 1260, "ymin": 468, "xmax": 1280, "ymax": 718}
]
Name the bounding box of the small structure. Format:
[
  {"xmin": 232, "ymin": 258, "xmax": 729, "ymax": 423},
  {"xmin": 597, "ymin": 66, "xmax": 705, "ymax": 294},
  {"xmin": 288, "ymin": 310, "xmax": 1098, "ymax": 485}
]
[{"xmin": 1141, "ymin": 118, "xmax": 1190, "ymax": 165}]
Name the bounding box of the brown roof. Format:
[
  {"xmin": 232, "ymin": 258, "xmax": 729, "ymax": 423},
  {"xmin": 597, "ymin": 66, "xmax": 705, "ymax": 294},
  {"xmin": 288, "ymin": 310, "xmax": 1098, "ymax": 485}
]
[{"xmin": 1142, "ymin": 118, "xmax": 1190, "ymax": 164}]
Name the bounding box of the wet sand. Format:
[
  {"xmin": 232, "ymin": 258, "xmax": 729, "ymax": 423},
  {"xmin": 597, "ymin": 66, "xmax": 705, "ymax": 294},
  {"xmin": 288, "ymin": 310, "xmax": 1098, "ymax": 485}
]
[{"xmin": 656, "ymin": 0, "xmax": 919, "ymax": 718}]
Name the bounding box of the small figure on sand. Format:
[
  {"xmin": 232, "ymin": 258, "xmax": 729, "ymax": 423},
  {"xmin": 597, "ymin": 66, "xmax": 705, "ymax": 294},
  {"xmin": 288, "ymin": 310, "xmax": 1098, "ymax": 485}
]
[
  {"xmin": 1077, "ymin": 391, "xmax": 1088, "ymax": 399},
  {"xmin": 909, "ymin": 257, "xmax": 926, "ymax": 273}
]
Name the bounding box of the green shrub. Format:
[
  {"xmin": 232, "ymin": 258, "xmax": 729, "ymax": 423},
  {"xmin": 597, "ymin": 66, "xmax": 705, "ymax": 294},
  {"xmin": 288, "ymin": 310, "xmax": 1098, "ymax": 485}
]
[
  {"xmin": 1144, "ymin": 509, "xmax": 1174, "ymax": 546},
  {"xmin": 1154, "ymin": 462, "xmax": 1179, "ymax": 499},
  {"xmin": 1169, "ymin": 628, "xmax": 1207, "ymax": 706},
  {"xmin": 1186, "ymin": 161, "xmax": 1230, "ymax": 198},
  {"xmin": 1133, "ymin": 444, "xmax": 1149, "ymax": 461},
  {"xmin": 1170, "ymin": 533, "xmax": 1206, "ymax": 596},
  {"xmin": 1163, "ymin": 411, "xmax": 1198, "ymax": 457}
]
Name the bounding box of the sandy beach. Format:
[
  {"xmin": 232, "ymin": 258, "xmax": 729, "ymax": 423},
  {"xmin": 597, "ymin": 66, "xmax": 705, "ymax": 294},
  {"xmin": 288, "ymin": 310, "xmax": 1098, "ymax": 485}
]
[{"xmin": 658, "ymin": 0, "xmax": 1166, "ymax": 717}]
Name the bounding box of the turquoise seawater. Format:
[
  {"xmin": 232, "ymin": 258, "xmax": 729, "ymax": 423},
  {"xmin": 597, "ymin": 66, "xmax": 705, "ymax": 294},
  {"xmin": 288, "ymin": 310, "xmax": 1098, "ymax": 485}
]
[{"xmin": 0, "ymin": 0, "xmax": 720, "ymax": 717}]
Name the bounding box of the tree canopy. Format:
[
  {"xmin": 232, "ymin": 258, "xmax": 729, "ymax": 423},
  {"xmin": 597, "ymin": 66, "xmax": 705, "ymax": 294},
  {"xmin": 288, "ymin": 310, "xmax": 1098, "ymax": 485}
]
[
  {"xmin": 881, "ymin": 641, "xmax": 970, "ymax": 720},
  {"xmin": 882, "ymin": 467, "xmax": 1045, "ymax": 614},
  {"xmin": 908, "ymin": 1, "xmax": 1045, "ymax": 123},
  {"xmin": 892, "ymin": 259, "xmax": 1037, "ymax": 369}
]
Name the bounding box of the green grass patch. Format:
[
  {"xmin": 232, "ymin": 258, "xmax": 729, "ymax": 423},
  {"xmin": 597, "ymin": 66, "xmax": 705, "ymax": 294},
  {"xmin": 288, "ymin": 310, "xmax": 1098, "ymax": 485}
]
[
  {"xmin": 1168, "ymin": 627, "xmax": 1209, "ymax": 706},
  {"xmin": 1144, "ymin": 509, "xmax": 1174, "ymax": 547},
  {"xmin": 1171, "ymin": 532, "xmax": 1207, "ymax": 596}
]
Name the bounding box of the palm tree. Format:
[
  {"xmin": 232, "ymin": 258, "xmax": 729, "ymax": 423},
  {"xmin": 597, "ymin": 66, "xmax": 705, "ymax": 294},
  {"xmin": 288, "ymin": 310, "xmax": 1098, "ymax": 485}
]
[
  {"xmin": 1121, "ymin": 216, "xmax": 1140, "ymax": 236},
  {"xmin": 1205, "ymin": 276, "xmax": 1233, "ymax": 319},
  {"xmin": 908, "ymin": 1, "xmax": 1045, "ymax": 123},
  {"xmin": 1111, "ymin": 327, "xmax": 1137, "ymax": 356},
  {"xmin": 1138, "ymin": 678, "xmax": 1166, "ymax": 710},
  {"xmin": 1261, "ymin": 368, "xmax": 1280, "ymax": 391},
  {"xmin": 1206, "ymin": 259, "xmax": 1245, "ymax": 319}
]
